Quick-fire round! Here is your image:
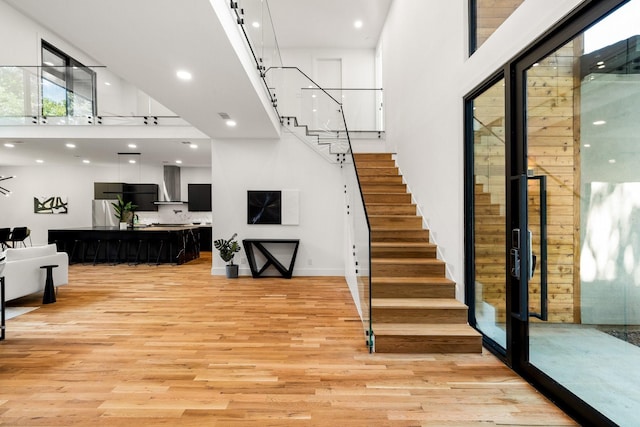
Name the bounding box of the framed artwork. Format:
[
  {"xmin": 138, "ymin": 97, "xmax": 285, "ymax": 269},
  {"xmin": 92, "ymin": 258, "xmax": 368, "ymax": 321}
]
[
  {"xmin": 34, "ymin": 196, "xmax": 68, "ymax": 214},
  {"xmin": 247, "ymin": 191, "xmax": 281, "ymax": 224}
]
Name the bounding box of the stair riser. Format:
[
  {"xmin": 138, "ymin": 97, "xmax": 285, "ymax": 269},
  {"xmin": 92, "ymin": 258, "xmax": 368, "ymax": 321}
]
[
  {"xmin": 359, "ymin": 176, "xmax": 403, "ymax": 184},
  {"xmin": 364, "ymin": 193, "xmax": 412, "ymax": 204},
  {"xmin": 369, "ymin": 216, "xmax": 422, "ymax": 228},
  {"xmin": 372, "ymin": 284, "xmax": 455, "ymax": 299},
  {"xmin": 374, "ymin": 335, "xmax": 482, "ymax": 353},
  {"xmin": 371, "ymin": 230, "xmax": 430, "ymax": 242},
  {"xmin": 354, "ymin": 154, "xmax": 393, "ymax": 162},
  {"xmin": 372, "ymin": 307, "xmax": 468, "ymax": 324},
  {"xmin": 358, "ymin": 168, "xmax": 399, "ymax": 176},
  {"xmin": 357, "ymin": 161, "xmax": 396, "ymax": 168},
  {"xmin": 371, "ymin": 247, "xmax": 436, "ymax": 258},
  {"xmin": 372, "ymin": 262, "xmax": 445, "ymax": 277},
  {"xmin": 362, "ymin": 185, "xmax": 407, "ymax": 194},
  {"xmin": 366, "ymin": 205, "xmax": 416, "ymax": 215}
]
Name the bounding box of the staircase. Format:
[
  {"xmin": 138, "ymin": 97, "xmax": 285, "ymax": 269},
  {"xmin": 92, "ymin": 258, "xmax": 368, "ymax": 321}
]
[{"xmin": 355, "ymin": 153, "xmax": 482, "ymax": 353}]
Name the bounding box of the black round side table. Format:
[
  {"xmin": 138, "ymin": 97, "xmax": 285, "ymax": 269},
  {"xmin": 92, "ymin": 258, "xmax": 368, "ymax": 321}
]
[{"xmin": 40, "ymin": 264, "xmax": 59, "ymax": 304}]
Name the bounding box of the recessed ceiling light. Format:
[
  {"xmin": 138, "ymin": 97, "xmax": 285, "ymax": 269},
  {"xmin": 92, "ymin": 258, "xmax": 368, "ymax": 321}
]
[
  {"xmin": 252, "ymin": 21, "xmax": 260, "ymax": 28},
  {"xmin": 65, "ymin": 143, "xmax": 76, "ymax": 148},
  {"xmin": 597, "ymin": 61, "xmax": 605, "ymax": 65},
  {"xmin": 226, "ymin": 119, "xmax": 237, "ymax": 127},
  {"xmin": 598, "ymin": 64, "xmax": 606, "ymax": 69},
  {"xmin": 532, "ymin": 63, "xmax": 540, "ymax": 67},
  {"xmin": 189, "ymin": 144, "xmax": 198, "ymax": 149},
  {"xmin": 104, "ymin": 82, "xmax": 111, "ymax": 86},
  {"xmin": 609, "ymin": 159, "xmax": 616, "ymax": 164},
  {"xmin": 36, "ymin": 159, "xmax": 44, "ymax": 163},
  {"xmin": 176, "ymin": 70, "xmax": 192, "ymax": 80},
  {"xmin": 354, "ymin": 20, "xmax": 363, "ymax": 29},
  {"xmin": 176, "ymin": 160, "xmax": 183, "ymax": 164},
  {"xmin": 128, "ymin": 159, "xmax": 136, "ymax": 164},
  {"xmin": 593, "ymin": 120, "xmax": 606, "ymax": 126},
  {"xmin": 4, "ymin": 143, "xmax": 15, "ymax": 148},
  {"xmin": 128, "ymin": 143, "xmax": 137, "ymax": 148},
  {"xmin": 82, "ymin": 159, "xmax": 90, "ymax": 164},
  {"xmin": 583, "ymin": 144, "xmax": 591, "ymax": 148}
]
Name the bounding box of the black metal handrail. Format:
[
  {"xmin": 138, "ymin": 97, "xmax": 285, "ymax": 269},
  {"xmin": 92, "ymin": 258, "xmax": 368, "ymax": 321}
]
[{"xmin": 264, "ymin": 65, "xmax": 374, "ymax": 350}]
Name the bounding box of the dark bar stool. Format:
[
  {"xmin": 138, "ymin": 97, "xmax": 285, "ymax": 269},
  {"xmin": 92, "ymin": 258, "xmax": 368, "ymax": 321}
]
[
  {"xmin": 83, "ymin": 238, "xmax": 103, "ymax": 265},
  {"xmin": 147, "ymin": 237, "xmax": 165, "ymax": 265},
  {"xmin": 69, "ymin": 239, "xmax": 83, "ymax": 264},
  {"xmin": 127, "ymin": 239, "xmax": 144, "ymax": 265}
]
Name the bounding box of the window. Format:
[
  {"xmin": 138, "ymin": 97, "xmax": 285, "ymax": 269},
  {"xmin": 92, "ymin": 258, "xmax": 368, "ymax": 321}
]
[
  {"xmin": 469, "ymin": 0, "xmax": 525, "ymax": 54},
  {"xmin": 41, "ymin": 41, "xmax": 96, "ymax": 117}
]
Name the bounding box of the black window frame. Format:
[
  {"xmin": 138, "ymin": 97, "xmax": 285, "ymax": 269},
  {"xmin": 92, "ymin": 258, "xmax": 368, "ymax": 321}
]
[{"xmin": 41, "ymin": 40, "xmax": 97, "ymax": 117}]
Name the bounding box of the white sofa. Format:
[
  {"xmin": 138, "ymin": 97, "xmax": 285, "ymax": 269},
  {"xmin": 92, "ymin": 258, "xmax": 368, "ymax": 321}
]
[{"xmin": 0, "ymin": 244, "xmax": 69, "ymax": 302}]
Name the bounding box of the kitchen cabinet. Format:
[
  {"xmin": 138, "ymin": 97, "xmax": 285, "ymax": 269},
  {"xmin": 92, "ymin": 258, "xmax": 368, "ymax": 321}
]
[
  {"xmin": 188, "ymin": 184, "xmax": 212, "ymax": 212},
  {"xmin": 93, "ymin": 182, "xmax": 158, "ymax": 211}
]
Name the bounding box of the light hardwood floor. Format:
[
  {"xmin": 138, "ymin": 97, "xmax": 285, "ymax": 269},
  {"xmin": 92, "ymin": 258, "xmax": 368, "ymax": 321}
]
[{"xmin": 0, "ymin": 253, "xmax": 576, "ymax": 426}]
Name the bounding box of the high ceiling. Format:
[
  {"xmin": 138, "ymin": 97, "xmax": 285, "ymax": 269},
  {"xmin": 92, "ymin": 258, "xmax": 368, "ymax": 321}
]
[
  {"xmin": 0, "ymin": 0, "xmax": 392, "ymax": 168},
  {"xmin": 268, "ymin": 0, "xmax": 392, "ymax": 49}
]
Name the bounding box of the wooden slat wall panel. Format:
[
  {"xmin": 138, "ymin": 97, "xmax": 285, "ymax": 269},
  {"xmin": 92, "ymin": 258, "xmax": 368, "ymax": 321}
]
[
  {"xmin": 475, "ymin": 0, "xmax": 525, "ymax": 48},
  {"xmin": 527, "ymin": 41, "xmax": 578, "ymax": 323}
]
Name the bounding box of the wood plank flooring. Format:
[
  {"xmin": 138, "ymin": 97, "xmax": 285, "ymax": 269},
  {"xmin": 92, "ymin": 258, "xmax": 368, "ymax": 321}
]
[{"xmin": 0, "ymin": 253, "xmax": 576, "ymax": 426}]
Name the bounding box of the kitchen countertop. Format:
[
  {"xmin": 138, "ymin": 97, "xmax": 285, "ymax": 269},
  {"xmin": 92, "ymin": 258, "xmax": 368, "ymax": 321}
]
[{"xmin": 51, "ymin": 225, "xmax": 206, "ymax": 232}]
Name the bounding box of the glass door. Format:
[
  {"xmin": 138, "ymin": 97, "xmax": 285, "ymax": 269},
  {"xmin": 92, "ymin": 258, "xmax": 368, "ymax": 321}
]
[
  {"xmin": 515, "ymin": 2, "xmax": 640, "ymax": 425},
  {"xmin": 470, "ymin": 77, "xmax": 508, "ymax": 349}
]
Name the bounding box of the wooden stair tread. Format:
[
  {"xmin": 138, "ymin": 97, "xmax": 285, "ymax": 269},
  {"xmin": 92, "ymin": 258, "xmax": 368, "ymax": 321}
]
[
  {"xmin": 371, "ymin": 241, "xmax": 436, "ymax": 248},
  {"xmin": 372, "ymin": 276, "xmax": 455, "ymax": 285},
  {"xmin": 373, "ymin": 323, "xmax": 481, "ymax": 337},
  {"xmin": 372, "ymin": 258, "xmax": 443, "ymax": 265},
  {"xmin": 371, "ymin": 226, "xmax": 425, "ymax": 231},
  {"xmin": 372, "ymin": 298, "xmax": 468, "ymax": 309},
  {"xmin": 370, "ymin": 214, "xmax": 420, "ymax": 219}
]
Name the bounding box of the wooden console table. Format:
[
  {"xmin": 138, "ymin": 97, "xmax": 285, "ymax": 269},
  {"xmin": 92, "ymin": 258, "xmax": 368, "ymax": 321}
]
[{"xmin": 242, "ymin": 239, "xmax": 300, "ymax": 279}]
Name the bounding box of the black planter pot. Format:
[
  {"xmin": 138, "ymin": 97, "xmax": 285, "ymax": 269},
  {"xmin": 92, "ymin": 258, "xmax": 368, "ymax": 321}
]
[{"xmin": 225, "ymin": 264, "xmax": 239, "ymax": 279}]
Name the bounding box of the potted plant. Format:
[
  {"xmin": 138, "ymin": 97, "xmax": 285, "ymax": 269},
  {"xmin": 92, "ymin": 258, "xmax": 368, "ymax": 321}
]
[
  {"xmin": 214, "ymin": 233, "xmax": 241, "ymax": 278},
  {"xmin": 111, "ymin": 195, "xmax": 138, "ymax": 229}
]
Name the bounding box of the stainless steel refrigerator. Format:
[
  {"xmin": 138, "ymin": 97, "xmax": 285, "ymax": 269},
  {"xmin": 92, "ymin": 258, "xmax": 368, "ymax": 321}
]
[{"xmin": 92, "ymin": 200, "xmax": 119, "ymax": 227}]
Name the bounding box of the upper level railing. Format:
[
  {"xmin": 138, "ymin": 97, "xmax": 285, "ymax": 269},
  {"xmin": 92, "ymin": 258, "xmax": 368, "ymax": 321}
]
[
  {"xmin": 227, "ymin": 0, "xmax": 282, "ymax": 113},
  {"xmin": 0, "ymin": 66, "xmax": 189, "ymax": 127}
]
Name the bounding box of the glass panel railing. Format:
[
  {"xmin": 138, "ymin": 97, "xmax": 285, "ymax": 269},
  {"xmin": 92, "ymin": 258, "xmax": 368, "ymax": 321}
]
[
  {"xmin": 302, "ymin": 88, "xmax": 382, "ymax": 132},
  {"xmin": 228, "ymin": 0, "xmax": 282, "ymax": 110},
  {"xmin": 342, "ymin": 153, "xmax": 373, "ymax": 349},
  {"xmin": 0, "ymin": 66, "xmax": 188, "ymax": 126},
  {"xmin": 266, "ymin": 66, "xmax": 372, "ymax": 350}
]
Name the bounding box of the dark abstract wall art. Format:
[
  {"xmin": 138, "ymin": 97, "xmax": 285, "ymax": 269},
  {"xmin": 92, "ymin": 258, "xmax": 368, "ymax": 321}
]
[
  {"xmin": 248, "ymin": 191, "xmax": 281, "ymax": 224},
  {"xmin": 34, "ymin": 196, "xmax": 68, "ymax": 214}
]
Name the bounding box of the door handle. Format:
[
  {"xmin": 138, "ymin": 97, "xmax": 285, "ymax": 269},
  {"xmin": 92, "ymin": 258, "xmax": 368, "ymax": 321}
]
[{"xmin": 510, "ymin": 229, "xmax": 521, "ymax": 279}]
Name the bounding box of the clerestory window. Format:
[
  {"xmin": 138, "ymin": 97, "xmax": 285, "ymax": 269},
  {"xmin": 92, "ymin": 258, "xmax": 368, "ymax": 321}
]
[{"xmin": 41, "ymin": 40, "xmax": 96, "ymax": 117}]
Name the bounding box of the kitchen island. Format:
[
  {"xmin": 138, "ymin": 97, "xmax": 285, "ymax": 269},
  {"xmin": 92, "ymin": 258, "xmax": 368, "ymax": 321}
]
[{"xmin": 48, "ymin": 225, "xmax": 202, "ymax": 265}]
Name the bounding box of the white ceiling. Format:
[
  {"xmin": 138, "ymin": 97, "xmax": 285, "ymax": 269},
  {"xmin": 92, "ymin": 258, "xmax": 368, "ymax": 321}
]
[
  {"xmin": 268, "ymin": 0, "xmax": 392, "ymax": 49},
  {"xmin": 0, "ymin": 0, "xmax": 392, "ymax": 168}
]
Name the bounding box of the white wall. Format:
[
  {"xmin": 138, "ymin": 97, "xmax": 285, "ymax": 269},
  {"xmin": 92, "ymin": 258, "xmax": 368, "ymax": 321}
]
[
  {"xmin": 0, "ymin": 163, "xmax": 124, "ymax": 245},
  {"xmin": 379, "ymin": 0, "xmax": 584, "ymax": 300},
  {"xmin": 210, "ymin": 132, "xmax": 344, "ymax": 276}
]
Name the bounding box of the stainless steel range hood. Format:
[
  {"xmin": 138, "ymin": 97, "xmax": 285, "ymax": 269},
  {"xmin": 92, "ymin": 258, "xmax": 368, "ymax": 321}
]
[{"xmin": 154, "ymin": 165, "xmax": 187, "ymax": 204}]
